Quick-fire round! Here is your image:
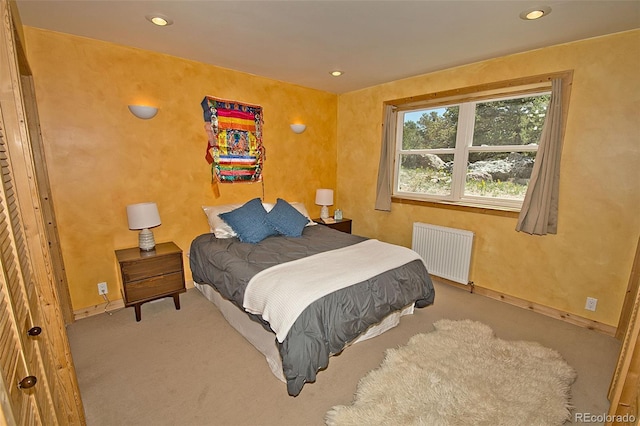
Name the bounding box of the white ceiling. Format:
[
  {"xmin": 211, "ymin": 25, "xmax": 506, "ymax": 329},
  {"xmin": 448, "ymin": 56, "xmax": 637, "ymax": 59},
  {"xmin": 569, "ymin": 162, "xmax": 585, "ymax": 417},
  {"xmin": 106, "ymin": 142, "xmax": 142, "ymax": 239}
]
[{"xmin": 15, "ymin": 0, "xmax": 640, "ymax": 94}]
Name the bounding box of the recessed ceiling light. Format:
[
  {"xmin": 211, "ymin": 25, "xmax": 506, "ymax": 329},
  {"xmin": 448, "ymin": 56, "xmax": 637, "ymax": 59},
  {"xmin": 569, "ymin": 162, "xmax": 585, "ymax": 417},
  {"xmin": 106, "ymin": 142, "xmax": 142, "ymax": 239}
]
[
  {"xmin": 330, "ymin": 70, "xmax": 343, "ymax": 77},
  {"xmin": 519, "ymin": 6, "xmax": 551, "ymax": 20},
  {"xmin": 146, "ymin": 14, "xmax": 173, "ymax": 26}
]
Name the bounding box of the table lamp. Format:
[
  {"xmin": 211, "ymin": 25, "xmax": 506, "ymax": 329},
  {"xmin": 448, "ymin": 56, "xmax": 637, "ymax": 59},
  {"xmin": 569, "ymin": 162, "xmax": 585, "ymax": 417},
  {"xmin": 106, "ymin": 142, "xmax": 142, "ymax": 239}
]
[
  {"xmin": 127, "ymin": 202, "xmax": 161, "ymax": 251},
  {"xmin": 315, "ymin": 189, "xmax": 334, "ymax": 220}
]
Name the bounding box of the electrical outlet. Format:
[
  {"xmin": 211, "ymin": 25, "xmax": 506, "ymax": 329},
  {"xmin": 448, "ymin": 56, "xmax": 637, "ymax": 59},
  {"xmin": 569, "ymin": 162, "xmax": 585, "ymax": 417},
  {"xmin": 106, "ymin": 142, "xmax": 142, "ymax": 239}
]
[
  {"xmin": 97, "ymin": 282, "xmax": 108, "ymax": 295},
  {"xmin": 585, "ymin": 297, "xmax": 597, "ymax": 312}
]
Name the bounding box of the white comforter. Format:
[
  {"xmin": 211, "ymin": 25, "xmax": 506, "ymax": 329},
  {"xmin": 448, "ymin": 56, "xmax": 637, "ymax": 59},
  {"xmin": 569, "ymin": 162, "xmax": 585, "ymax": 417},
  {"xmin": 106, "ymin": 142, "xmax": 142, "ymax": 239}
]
[{"xmin": 243, "ymin": 239, "xmax": 423, "ymax": 342}]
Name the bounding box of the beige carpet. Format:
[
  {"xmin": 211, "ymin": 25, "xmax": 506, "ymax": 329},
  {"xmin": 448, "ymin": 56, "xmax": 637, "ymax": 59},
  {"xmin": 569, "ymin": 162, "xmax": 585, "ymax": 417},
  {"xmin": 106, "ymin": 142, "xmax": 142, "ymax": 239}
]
[{"xmin": 66, "ymin": 280, "xmax": 620, "ymax": 426}]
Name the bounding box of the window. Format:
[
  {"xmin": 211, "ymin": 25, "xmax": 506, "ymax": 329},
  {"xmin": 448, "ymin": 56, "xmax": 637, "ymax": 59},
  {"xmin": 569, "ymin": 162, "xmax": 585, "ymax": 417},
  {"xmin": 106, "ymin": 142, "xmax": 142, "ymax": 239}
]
[{"xmin": 394, "ymin": 90, "xmax": 551, "ymax": 210}]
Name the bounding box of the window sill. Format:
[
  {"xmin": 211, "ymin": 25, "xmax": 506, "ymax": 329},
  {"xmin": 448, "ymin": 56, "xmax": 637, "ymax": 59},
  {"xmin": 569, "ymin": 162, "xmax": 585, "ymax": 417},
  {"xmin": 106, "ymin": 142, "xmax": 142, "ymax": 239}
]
[{"xmin": 390, "ymin": 196, "xmax": 521, "ymax": 218}]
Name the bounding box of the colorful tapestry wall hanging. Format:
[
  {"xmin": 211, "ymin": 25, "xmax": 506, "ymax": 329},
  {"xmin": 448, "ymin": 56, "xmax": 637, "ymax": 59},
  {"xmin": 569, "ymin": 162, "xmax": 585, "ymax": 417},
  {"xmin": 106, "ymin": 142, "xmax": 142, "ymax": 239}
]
[{"xmin": 201, "ymin": 96, "xmax": 265, "ymax": 195}]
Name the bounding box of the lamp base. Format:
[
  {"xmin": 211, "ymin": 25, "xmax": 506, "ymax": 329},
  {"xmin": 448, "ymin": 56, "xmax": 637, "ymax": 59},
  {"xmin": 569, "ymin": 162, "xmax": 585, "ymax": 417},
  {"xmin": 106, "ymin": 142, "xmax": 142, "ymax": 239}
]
[
  {"xmin": 320, "ymin": 205, "xmax": 329, "ymax": 220},
  {"xmin": 138, "ymin": 228, "xmax": 156, "ymax": 251}
]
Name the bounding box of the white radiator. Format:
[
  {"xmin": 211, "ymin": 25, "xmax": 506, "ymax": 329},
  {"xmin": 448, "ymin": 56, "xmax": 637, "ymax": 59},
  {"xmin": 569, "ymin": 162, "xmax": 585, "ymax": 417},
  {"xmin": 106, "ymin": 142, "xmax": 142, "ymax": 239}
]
[{"xmin": 411, "ymin": 222, "xmax": 474, "ymax": 285}]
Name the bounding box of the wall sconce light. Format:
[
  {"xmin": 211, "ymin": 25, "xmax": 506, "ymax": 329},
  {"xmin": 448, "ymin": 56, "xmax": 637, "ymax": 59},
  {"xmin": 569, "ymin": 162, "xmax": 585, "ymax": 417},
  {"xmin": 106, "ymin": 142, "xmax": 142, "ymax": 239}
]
[
  {"xmin": 126, "ymin": 202, "xmax": 161, "ymax": 250},
  {"xmin": 290, "ymin": 124, "xmax": 306, "ymax": 134},
  {"xmin": 128, "ymin": 105, "xmax": 159, "ymax": 120}
]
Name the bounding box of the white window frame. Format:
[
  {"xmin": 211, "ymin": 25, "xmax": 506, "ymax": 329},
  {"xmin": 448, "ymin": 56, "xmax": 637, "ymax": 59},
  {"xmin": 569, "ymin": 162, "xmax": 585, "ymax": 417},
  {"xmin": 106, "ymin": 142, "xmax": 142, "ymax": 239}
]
[{"xmin": 392, "ymin": 89, "xmax": 551, "ymax": 211}]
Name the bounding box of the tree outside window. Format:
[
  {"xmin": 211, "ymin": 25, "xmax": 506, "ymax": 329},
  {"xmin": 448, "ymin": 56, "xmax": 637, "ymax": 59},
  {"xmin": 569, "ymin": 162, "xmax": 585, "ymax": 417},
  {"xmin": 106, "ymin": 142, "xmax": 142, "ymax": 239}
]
[{"xmin": 395, "ymin": 92, "xmax": 550, "ymax": 208}]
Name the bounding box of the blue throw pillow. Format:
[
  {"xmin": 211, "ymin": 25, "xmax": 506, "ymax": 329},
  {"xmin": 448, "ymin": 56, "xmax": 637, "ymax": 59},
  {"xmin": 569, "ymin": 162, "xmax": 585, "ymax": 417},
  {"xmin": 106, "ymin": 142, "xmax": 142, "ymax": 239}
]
[
  {"xmin": 265, "ymin": 198, "xmax": 309, "ymax": 237},
  {"xmin": 218, "ymin": 198, "xmax": 277, "ymax": 243}
]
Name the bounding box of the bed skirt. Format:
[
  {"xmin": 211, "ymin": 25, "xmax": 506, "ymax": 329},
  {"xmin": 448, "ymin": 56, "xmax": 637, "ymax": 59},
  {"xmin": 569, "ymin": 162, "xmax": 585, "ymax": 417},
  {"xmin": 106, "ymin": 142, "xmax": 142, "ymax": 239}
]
[{"xmin": 194, "ymin": 281, "xmax": 414, "ymax": 382}]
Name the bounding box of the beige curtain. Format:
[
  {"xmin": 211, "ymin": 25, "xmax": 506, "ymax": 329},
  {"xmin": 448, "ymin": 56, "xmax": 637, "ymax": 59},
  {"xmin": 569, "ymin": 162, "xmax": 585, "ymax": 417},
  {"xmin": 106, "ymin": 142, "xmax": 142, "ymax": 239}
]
[
  {"xmin": 375, "ymin": 105, "xmax": 397, "ymax": 211},
  {"xmin": 516, "ymin": 78, "xmax": 564, "ymax": 235}
]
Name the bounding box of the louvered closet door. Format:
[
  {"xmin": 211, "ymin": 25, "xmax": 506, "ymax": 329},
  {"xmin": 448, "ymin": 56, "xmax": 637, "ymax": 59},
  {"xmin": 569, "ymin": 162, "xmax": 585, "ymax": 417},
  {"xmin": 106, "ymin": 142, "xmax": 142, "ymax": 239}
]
[
  {"xmin": 0, "ymin": 114, "xmax": 57, "ymax": 424},
  {"xmin": 1, "ymin": 2, "xmax": 85, "ymax": 423}
]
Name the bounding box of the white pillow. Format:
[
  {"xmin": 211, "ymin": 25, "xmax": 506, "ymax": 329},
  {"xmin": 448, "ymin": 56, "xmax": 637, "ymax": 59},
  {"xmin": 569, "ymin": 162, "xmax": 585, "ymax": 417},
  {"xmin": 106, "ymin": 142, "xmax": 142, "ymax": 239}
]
[
  {"xmin": 262, "ymin": 202, "xmax": 275, "ymax": 212},
  {"xmin": 203, "ymin": 201, "xmax": 314, "ymax": 238},
  {"xmin": 202, "ymin": 204, "xmax": 242, "ymax": 238}
]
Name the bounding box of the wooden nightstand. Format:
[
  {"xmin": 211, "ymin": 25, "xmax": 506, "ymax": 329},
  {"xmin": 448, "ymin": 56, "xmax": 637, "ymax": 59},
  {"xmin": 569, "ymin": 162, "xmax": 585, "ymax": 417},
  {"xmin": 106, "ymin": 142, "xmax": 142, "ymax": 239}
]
[
  {"xmin": 115, "ymin": 241, "xmax": 186, "ymax": 321},
  {"xmin": 313, "ymin": 218, "xmax": 352, "ymax": 234}
]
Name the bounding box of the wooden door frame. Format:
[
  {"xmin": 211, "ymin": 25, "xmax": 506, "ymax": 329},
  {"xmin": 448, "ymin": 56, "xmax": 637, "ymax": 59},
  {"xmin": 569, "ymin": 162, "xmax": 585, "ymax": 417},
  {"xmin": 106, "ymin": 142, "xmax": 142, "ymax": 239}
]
[
  {"xmin": 608, "ymin": 236, "xmax": 640, "ymax": 423},
  {"xmin": 8, "ymin": 0, "xmax": 73, "ymax": 326}
]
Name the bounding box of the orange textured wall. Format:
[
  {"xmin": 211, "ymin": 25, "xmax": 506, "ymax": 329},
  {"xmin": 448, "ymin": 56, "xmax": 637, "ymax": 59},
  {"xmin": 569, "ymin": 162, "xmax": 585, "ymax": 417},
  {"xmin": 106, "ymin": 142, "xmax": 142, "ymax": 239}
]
[
  {"xmin": 336, "ymin": 30, "xmax": 640, "ymax": 327},
  {"xmin": 23, "ymin": 28, "xmax": 337, "ymax": 311}
]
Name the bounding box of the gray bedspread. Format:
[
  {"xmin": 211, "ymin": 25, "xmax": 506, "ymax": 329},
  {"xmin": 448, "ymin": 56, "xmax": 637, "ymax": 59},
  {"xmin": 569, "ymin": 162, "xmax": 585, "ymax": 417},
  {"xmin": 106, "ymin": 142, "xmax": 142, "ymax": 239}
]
[{"xmin": 189, "ymin": 225, "xmax": 435, "ymax": 396}]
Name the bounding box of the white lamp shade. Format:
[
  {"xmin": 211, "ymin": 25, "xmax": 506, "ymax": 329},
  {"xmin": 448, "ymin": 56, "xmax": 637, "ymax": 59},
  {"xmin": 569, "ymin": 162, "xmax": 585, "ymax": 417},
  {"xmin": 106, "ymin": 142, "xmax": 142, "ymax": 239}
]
[
  {"xmin": 315, "ymin": 189, "xmax": 334, "ymax": 206},
  {"xmin": 128, "ymin": 105, "xmax": 158, "ymax": 119},
  {"xmin": 127, "ymin": 202, "xmax": 161, "ymax": 230}
]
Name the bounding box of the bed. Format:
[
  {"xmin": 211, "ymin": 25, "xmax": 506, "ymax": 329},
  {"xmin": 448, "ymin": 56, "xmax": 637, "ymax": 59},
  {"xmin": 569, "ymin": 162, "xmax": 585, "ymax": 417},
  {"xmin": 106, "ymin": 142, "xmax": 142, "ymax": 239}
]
[{"xmin": 189, "ymin": 198, "xmax": 435, "ymax": 396}]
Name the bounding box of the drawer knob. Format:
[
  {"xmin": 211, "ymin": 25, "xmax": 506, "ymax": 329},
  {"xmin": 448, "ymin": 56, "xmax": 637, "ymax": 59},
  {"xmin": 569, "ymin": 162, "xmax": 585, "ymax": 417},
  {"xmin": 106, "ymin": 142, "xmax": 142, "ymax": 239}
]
[
  {"xmin": 17, "ymin": 376, "xmax": 37, "ymax": 389},
  {"xmin": 27, "ymin": 326, "xmax": 42, "ymax": 337}
]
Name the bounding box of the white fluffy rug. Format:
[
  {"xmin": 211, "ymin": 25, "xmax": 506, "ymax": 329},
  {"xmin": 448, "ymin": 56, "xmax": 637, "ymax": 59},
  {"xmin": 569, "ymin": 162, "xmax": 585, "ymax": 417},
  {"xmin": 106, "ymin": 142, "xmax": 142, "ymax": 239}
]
[{"xmin": 326, "ymin": 319, "xmax": 577, "ymax": 426}]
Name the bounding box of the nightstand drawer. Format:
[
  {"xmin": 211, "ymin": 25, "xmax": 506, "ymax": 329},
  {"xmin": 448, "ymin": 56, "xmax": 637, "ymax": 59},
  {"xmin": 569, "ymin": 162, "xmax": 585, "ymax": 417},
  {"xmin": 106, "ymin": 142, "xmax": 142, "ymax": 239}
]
[
  {"xmin": 312, "ymin": 218, "xmax": 352, "ymax": 234},
  {"xmin": 121, "ymin": 253, "xmax": 182, "ymax": 281},
  {"xmin": 328, "ymin": 220, "xmax": 352, "ymax": 234},
  {"xmin": 124, "ymin": 271, "xmax": 184, "ymax": 303}
]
